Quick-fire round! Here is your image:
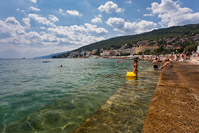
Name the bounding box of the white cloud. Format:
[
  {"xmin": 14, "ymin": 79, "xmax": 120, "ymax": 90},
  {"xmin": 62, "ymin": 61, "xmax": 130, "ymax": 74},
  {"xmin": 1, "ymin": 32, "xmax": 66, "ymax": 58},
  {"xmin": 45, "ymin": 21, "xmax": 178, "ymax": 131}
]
[
  {"xmin": 0, "ymin": 43, "xmax": 75, "ymax": 58},
  {"xmin": 66, "ymin": 10, "xmax": 82, "ymax": 16},
  {"xmin": 148, "ymin": 0, "xmax": 199, "ymax": 27},
  {"xmin": 146, "ymin": 7, "xmax": 151, "ymax": 10},
  {"xmin": 28, "ymin": 14, "xmax": 55, "ymax": 26},
  {"xmin": 30, "ymin": 0, "xmax": 37, "ymax": 3},
  {"xmin": 29, "ymin": 6, "xmax": 40, "ymax": 12},
  {"xmin": 48, "ymin": 23, "xmax": 108, "ymax": 37},
  {"xmin": 84, "ymin": 23, "xmax": 108, "ymax": 35},
  {"xmin": 22, "ymin": 18, "xmax": 31, "ymax": 27},
  {"xmin": 59, "ymin": 8, "xmax": 65, "ymax": 15},
  {"xmin": 106, "ymin": 17, "xmax": 157, "ymax": 34},
  {"xmin": 0, "ymin": 16, "xmax": 107, "ymax": 51},
  {"xmin": 49, "ymin": 15, "xmax": 59, "ymax": 23},
  {"xmin": 98, "ymin": 1, "xmax": 125, "ymax": 14},
  {"xmin": 144, "ymin": 13, "xmax": 154, "ymax": 17},
  {"xmin": 124, "ymin": 0, "xmax": 132, "ymax": 4},
  {"xmin": 40, "ymin": 27, "xmax": 46, "ymax": 30},
  {"xmin": 16, "ymin": 8, "xmax": 25, "ymax": 13},
  {"xmin": 0, "ymin": 17, "xmax": 25, "ymax": 37},
  {"xmin": 91, "ymin": 16, "xmax": 102, "ymax": 23},
  {"xmin": 47, "ymin": 25, "xmax": 105, "ymax": 45}
]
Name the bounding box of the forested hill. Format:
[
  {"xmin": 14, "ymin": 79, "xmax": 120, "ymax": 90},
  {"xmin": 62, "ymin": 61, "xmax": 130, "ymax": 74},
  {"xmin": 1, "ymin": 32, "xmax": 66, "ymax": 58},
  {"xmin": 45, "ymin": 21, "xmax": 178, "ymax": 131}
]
[
  {"xmin": 75, "ymin": 24, "xmax": 199, "ymax": 51},
  {"xmin": 53, "ymin": 23, "xmax": 199, "ymax": 58}
]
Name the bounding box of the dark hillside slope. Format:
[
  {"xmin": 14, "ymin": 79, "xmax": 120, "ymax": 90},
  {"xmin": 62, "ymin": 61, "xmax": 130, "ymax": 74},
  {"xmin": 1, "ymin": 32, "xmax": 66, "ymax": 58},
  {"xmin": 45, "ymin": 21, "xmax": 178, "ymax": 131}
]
[{"xmin": 74, "ymin": 24, "xmax": 199, "ymax": 51}]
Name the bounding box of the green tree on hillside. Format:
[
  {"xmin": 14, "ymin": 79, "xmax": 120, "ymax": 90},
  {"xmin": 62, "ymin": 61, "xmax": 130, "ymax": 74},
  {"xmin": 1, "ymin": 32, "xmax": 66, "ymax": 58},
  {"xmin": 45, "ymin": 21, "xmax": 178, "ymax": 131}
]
[
  {"xmin": 144, "ymin": 49, "xmax": 151, "ymax": 55},
  {"xmin": 184, "ymin": 44, "xmax": 198, "ymax": 53},
  {"xmin": 152, "ymin": 46, "xmax": 168, "ymax": 55}
]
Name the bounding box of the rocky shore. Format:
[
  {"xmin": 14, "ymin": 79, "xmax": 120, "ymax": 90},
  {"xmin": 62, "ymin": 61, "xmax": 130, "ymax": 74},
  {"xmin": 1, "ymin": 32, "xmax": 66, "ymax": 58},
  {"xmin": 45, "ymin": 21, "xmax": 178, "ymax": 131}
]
[{"xmin": 142, "ymin": 62, "xmax": 199, "ymax": 132}]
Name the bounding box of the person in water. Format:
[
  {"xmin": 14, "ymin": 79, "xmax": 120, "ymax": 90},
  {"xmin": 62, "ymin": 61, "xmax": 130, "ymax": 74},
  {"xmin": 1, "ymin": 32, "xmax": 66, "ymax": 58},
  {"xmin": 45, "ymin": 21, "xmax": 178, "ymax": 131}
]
[
  {"xmin": 153, "ymin": 58, "xmax": 160, "ymax": 70},
  {"xmin": 133, "ymin": 58, "xmax": 138, "ymax": 75}
]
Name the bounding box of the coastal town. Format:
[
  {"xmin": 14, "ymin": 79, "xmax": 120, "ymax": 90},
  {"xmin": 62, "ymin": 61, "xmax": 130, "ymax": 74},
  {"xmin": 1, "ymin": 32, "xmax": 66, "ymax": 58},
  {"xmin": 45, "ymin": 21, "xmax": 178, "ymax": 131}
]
[{"xmin": 53, "ymin": 33, "xmax": 199, "ymax": 59}]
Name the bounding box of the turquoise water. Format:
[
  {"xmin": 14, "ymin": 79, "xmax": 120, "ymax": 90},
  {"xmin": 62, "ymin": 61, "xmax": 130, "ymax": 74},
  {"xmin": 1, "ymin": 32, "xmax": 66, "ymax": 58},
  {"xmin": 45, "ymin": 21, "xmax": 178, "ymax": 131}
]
[{"xmin": 0, "ymin": 59, "xmax": 159, "ymax": 132}]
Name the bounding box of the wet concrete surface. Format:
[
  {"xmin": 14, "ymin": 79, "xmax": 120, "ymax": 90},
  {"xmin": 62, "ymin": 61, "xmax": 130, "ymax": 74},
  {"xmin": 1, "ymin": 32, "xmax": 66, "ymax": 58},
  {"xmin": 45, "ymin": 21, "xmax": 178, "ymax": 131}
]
[{"xmin": 142, "ymin": 62, "xmax": 199, "ymax": 132}]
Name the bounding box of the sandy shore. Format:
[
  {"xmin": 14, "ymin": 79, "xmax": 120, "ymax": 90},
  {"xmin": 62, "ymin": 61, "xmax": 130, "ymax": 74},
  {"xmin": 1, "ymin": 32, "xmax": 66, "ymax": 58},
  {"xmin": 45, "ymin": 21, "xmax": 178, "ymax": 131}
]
[{"xmin": 142, "ymin": 62, "xmax": 199, "ymax": 132}]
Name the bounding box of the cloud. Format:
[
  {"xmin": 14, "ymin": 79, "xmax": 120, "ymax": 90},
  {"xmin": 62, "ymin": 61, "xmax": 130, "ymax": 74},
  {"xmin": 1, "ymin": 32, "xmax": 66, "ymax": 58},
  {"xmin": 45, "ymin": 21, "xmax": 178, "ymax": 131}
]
[
  {"xmin": 144, "ymin": 13, "xmax": 154, "ymax": 17},
  {"xmin": 84, "ymin": 23, "xmax": 108, "ymax": 35},
  {"xmin": 58, "ymin": 8, "xmax": 65, "ymax": 15},
  {"xmin": 22, "ymin": 18, "xmax": 31, "ymax": 27},
  {"xmin": 124, "ymin": 0, "xmax": 132, "ymax": 4},
  {"xmin": 148, "ymin": 0, "xmax": 199, "ymax": 27},
  {"xmin": 47, "ymin": 25, "xmax": 106, "ymax": 45},
  {"xmin": 91, "ymin": 16, "xmax": 102, "ymax": 23},
  {"xmin": 16, "ymin": 8, "xmax": 25, "ymax": 13},
  {"xmin": 0, "ymin": 16, "xmax": 107, "ymax": 51},
  {"xmin": 59, "ymin": 9, "xmax": 82, "ymax": 16},
  {"xmin": 98, "ymin": 1, "xmax": 125, "ymax": 14},
  {"xmin": 30, "ymin": 0, "xmax": 37, "ymax": 3},
  {"xmin": 48, "ymin": 23, "xmax": 108, "ymax": 37},
  {"xmin": 28, "ymin": 14, "xmax": 55, "ymax": 26},
  {"xmin": 66, "ymin": 10, "xmax": 82, "ymax": 16},
  {"xmin": 106, "ymin": 17, "xmax": 157, "ymax": 34},
  {"xmin": 49, "ymin": 15, "xmax": 59, "ymax": 23},
  {"xmin": 0, "ymin": 17, "xmax": 25, "ymax": 37},
  {"xmin": 0, "ymin": 43, "xmax": 75, "ymax": 58},
  {"xmin": 29, "ymin": 6, "xmax": 40, "ymax": 12}
]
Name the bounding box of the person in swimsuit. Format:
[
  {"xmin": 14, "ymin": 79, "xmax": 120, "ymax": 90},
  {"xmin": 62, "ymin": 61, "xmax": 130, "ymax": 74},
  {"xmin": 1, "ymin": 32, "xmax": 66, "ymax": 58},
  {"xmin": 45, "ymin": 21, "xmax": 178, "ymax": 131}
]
[
  {"xmin": 161, "ymin": 58, "xmax": 173, "ymax": 70},
  {"xmin": 133, "ymin": 58, "xmax": 138, "ymax": 75},
  {"xmin": 153, "ymin": 58, "xmax": 160, "ymax": 70}
]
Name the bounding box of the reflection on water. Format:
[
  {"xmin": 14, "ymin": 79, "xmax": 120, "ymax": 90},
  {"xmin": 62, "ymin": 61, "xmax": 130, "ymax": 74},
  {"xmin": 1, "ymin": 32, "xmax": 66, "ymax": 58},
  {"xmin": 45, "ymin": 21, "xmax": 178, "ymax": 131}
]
[
  {"xmin": 126, "ymin": 76, "xmax": 137, "ymax": 81},
  {"xmin": 0, "ymin": 59, "xmax": 160, "ymax": 133}
]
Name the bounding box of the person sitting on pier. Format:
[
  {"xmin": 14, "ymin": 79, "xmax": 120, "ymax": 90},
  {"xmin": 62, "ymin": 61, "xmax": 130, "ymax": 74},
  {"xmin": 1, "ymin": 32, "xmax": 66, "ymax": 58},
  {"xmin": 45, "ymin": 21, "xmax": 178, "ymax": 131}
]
[{"xmin": 161, "ymin": 58, "xmax": 173, "ymax": 70}]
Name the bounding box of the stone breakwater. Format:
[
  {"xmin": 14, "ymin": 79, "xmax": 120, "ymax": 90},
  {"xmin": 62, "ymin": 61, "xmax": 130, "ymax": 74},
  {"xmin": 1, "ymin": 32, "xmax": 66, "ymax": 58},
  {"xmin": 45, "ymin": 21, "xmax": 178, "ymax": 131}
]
[{"xmin": 142, "ymin": 62, "xmax": 199, "ymax": 132}]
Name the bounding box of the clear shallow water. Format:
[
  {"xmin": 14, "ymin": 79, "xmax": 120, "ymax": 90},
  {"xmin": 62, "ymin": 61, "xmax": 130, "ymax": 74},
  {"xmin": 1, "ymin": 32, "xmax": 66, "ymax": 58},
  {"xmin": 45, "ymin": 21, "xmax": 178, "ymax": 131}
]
[{"xmin": 0, "ymin": 59, "xmax": 160, "ymax": 132}]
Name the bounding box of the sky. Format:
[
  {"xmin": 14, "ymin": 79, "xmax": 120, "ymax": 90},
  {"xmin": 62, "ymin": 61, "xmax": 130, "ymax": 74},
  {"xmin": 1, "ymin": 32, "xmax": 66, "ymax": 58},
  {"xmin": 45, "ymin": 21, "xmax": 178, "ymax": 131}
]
[{"xmin": 0, "ymin": 0, "xmax": 199, "ymax": 58}]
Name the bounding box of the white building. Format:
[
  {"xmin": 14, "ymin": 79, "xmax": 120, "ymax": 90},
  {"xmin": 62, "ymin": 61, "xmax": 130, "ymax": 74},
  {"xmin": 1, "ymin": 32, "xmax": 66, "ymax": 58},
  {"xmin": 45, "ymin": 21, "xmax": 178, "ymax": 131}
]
[{"xmin": 197, "ymin": 46, "xmax": 199, "ymax": 53}]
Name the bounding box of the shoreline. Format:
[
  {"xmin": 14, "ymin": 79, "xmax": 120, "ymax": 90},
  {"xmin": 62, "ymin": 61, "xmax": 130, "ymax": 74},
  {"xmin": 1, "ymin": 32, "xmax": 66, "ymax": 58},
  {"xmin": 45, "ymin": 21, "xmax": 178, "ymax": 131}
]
[{"xmin": 142, "ymin": 62, "xmax": 199, "ymax": 132}]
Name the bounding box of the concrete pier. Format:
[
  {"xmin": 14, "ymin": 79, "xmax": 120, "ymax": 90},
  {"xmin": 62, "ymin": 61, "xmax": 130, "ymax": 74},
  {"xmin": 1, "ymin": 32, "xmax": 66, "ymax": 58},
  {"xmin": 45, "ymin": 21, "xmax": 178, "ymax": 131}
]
[{"xmin": 142, "ymin": 63, "xmax": 199, "ymax": 132}]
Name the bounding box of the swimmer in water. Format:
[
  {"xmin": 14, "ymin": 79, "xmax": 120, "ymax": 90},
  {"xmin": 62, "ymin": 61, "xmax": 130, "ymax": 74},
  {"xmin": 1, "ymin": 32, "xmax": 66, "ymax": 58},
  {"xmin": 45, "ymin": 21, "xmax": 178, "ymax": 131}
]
[{"xmin": 153, "ymin": 58, "xmax": 160, "ymax": 70}]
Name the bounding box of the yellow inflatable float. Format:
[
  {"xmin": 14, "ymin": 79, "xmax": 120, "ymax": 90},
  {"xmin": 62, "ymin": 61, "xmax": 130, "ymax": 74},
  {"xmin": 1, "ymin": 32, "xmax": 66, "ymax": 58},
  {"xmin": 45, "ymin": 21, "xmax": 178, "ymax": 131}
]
[{"xmin": 126, "ymin": 72, "xmax": 136, "ymax": 77}]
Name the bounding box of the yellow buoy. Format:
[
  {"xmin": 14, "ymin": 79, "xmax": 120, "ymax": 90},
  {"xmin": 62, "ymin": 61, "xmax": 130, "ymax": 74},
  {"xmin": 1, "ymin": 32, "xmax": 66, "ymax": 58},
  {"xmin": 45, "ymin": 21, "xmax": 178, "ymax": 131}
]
[
  {"xmin": 126, "ymin": 72, "xmax": 136, "ymax": 77},
  {"xmin": 126, "ymin": 76, "xmax": 136, "ymax": 80}
]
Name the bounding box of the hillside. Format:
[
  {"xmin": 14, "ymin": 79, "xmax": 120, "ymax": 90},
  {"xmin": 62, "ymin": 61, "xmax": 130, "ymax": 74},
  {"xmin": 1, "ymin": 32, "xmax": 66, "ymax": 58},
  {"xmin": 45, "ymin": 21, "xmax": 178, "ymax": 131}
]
[
  {"xmin": 35, "ymin": 51, "xmax": 69, "ymax": 59},
  {"xmin": 52, "ymin": 24, "xmax": 199, "ymax": 58}
]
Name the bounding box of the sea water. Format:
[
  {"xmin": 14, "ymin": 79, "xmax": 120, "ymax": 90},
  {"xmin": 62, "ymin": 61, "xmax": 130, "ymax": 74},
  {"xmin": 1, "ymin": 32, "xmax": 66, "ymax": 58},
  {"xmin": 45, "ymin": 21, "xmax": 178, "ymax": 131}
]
[{"xmin": 0, "ymin": 58, "xmax": 160, "ymax": 132}]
